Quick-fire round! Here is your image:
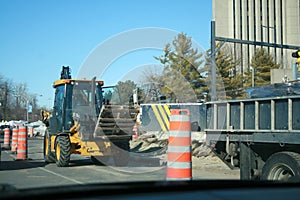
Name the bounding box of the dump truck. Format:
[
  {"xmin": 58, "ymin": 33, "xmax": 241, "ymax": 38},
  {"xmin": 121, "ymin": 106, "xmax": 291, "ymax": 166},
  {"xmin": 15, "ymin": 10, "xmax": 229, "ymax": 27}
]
[
  {"xmin": 205, "ymin": 94, "xmax": 300, "ymax": 181},
  {"xmin": 42, "ymin": 66, "xmax": 139, "ymax": 167}
]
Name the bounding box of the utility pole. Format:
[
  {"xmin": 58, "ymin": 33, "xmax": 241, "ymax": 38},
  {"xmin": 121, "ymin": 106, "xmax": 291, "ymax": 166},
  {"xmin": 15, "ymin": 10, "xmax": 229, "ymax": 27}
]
[
  {"xmin": 211, "ymin": 21, "xmax": 217, "ymax": 101},
  {"xmin": 250, "ymin": 67, "xmax": 254, "ymax": 87}
]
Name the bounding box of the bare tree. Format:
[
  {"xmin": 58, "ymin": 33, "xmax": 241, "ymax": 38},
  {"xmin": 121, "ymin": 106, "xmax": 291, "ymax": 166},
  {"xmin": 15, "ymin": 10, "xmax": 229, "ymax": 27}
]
[{"xmin": 10, "ymin": 82, "xmax": 28, "ymax": 120}]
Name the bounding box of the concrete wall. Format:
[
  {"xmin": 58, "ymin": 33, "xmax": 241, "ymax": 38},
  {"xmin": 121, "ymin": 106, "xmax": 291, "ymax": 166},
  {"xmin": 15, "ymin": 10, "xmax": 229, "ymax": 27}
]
[{"xmin": 271, "ymin": 69, "xmax": 293, "ymax": 83}]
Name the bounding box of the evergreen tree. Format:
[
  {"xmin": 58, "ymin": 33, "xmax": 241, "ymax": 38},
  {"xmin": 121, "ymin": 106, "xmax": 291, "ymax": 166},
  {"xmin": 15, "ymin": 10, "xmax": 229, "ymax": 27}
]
[
  {"xmin": 244, "ymin": 48, "xmax": 280, "ymax": 88},
  {"xmin": 204, "ymin": 44, "xmax": 243, "ymax": 100},
  {"xmin": 154, "ymin": 33, "xmax": 205, "ymax": 102},
  {"xmin": 216, "ymin": 48, "xmax": 244, "ymax": 99}
]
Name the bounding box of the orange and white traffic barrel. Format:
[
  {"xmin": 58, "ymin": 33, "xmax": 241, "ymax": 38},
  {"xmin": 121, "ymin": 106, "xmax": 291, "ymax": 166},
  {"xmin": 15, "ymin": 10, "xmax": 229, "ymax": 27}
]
[
  {"xmin": 16, "ymin": 126, "xmax": 28, "ymax": 160},
  {"xmin": 28, "ymin": 126, "xmax": 34, "ymax": 137},
  {"xmin": 3, "ymin": 128, "xmax": 11, "ymax": 149},
  {"xmin": 166, "ymin": 109, "xmax": 192, "ymax": 180},
  {"xmin": 11, "ymin": 127, "xmax": 19, "ymax": 153},
  {"xmin": 132, "ymin": 124, "xmax": 138, "ymax": 139}
]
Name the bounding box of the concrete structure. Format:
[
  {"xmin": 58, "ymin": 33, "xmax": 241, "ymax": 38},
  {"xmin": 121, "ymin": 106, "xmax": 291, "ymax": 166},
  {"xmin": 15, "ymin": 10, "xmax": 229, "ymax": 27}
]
[
  {"xmin": 271, "ymin": 68, "xmax": 292, "ymax": 83},
  {"xmin": 212, "ymin": 0, "xmax": 300, "ymax": 79}
]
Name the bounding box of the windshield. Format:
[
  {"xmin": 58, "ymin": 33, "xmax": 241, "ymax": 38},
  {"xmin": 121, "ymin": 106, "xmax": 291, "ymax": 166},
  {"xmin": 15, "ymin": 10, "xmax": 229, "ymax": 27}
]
[
  {"xmin": 71, "ymin": 81, "xmax": 100, "ymax": 137},
  {"xmin": 1, "ymin": 0, "xmax": 300, "ymax": 198}
]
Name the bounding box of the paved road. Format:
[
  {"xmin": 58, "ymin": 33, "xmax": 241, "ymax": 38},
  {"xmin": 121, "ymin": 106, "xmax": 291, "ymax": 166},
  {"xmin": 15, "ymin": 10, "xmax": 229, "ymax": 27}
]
[
  {"xmin": 0, "ymin": 137, "xmax": 167, "ymax": 189},
  {"xmin": 0, "ymin": 136, "xmax": 239, "ymax": 189}
]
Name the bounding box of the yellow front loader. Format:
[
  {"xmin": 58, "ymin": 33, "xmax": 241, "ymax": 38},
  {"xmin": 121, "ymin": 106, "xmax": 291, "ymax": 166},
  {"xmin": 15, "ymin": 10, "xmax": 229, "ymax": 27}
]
[{"xmin": 42, "ymin": 66, "xmax": 139, "ymax": 167}]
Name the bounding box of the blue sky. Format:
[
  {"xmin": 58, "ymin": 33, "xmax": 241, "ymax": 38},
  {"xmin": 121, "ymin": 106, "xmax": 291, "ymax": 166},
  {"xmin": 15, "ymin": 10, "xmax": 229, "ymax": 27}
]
[{"xmin": 0, "ymin": 0, "xmax": 212, "ymax": 108}]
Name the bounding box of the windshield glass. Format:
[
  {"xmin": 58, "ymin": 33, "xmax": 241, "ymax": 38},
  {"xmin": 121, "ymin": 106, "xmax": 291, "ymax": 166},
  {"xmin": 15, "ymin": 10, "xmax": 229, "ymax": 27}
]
[
  {"xmin": 0, "ymin": 0, "xmax": 300, "ymax": 198},
  {"xmin": 71, "ymin": 81, "xmax": 98, "ymax": 137}
]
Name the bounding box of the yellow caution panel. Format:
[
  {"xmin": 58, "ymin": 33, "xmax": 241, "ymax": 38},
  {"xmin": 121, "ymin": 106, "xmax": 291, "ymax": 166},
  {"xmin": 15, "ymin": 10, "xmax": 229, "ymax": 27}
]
[{"xmin": 150, "ymin": 104, "xmax": 171, "ymax": 132}]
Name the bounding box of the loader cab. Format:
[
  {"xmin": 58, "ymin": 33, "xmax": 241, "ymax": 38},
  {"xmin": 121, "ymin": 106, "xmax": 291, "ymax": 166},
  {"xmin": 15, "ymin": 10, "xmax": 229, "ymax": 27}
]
[{"xmin": 50, "ymin": 79, "xmax": 104, "ymax": 134}]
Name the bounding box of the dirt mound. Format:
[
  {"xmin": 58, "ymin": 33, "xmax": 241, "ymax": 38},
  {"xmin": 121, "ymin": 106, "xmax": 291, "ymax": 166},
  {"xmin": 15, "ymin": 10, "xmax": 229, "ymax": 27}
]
[{"xmin": 130, "ymin": 133, "xmax": 214, "ymax": 158}]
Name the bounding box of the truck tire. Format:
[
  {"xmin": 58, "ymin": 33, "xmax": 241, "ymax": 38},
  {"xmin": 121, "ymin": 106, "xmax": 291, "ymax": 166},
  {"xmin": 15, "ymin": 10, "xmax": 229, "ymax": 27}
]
[
  {"xmin": 262, "ymin": 151, "xmax": 300, "ymax": 181},
  {"xmin": 55, "ymin": 135, "xmax": 71, "ymax": 167},
  {"xmin": 43, "ymin": 129, "xmax": 55, "ymax": 163}
]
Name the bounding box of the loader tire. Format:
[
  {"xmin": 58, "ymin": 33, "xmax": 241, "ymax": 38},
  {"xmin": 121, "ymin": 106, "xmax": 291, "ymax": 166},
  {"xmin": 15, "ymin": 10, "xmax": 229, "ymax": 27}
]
[
  {"xmin": 43, "ymin": 129, "xmax": 55, "ymax": 163},
  {"xmin": 55, "ymin": 135, "xmax": 71, "ymax": 167},
  {"xmin": 262, "ymin": 151, "xmax": 300, "ymax": 181}
]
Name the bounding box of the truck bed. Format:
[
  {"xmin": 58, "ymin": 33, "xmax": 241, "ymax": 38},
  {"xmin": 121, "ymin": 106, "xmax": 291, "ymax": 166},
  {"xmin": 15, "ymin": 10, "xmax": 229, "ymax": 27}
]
[{"xmin": 205, "ymin": 95, "xmax": 300, "ymax": 144}]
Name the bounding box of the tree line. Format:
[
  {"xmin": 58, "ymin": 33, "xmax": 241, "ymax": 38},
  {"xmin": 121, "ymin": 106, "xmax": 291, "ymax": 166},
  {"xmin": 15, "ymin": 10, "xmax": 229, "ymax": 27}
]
[
  {"xmin": 0, "ymin": 75, "xmax": 42, "ymax": 122},
  {"xmin": 1, "ymin": 32, "xmax": 281, "ymax": 121},
  {"xmin": 115, "ymin": 33, "xmax": 280, "ymax": 104}
]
